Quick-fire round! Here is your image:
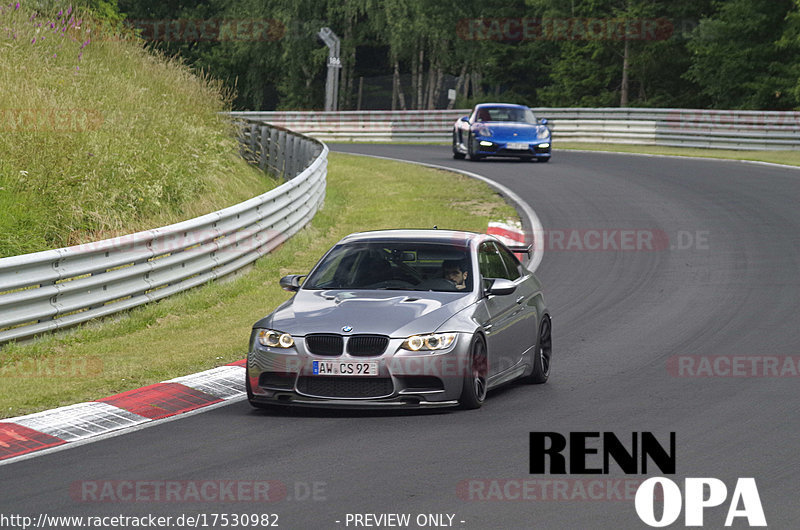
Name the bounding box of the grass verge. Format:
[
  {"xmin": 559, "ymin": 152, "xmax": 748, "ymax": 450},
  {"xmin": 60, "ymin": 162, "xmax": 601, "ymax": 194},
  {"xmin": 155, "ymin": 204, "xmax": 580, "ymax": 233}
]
[
  {"xmin": 556, "ymin": 142, "xmax": 800, "ymax": 167},
  {"xmin": 0, "ymin": 4, "xmax": 274, "ymax": 257},
  {"xmin": 0, "ymin": 152, "xmax": 518, "ymax": 418}
]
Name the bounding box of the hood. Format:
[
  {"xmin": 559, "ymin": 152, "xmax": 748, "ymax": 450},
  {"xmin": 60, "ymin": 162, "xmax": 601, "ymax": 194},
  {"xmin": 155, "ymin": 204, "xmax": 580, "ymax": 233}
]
[
  {"xmin": 475, "ymin": 122, "xmax": 547, "ymax": 141},
  {"xmin": 258, "ymin": 289, "xmax": 476, "ymax": 337}
]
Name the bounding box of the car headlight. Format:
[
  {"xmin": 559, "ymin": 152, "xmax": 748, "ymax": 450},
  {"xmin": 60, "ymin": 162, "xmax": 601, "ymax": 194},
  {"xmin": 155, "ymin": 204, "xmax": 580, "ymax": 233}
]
[
  {"xmin": 538, "ymin": 127, "xmax": 551, "ymax": 139},
  {"xmin": 257, "ymin": 329, "xmax": 295, "ymax": 348},
  {"xmin": 401, "ymin": 333, "xmax": 457, "ymax": 351},
  {"xmin": 474, "ymin": 125, "xmax": 492, "ymax": 137}
]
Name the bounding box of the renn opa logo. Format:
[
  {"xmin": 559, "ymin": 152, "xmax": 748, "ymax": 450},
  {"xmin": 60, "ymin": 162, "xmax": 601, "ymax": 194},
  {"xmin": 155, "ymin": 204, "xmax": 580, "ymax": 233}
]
[{"xmin": 529, "ymin": 432, "xmax": 766, "ymax": 527}]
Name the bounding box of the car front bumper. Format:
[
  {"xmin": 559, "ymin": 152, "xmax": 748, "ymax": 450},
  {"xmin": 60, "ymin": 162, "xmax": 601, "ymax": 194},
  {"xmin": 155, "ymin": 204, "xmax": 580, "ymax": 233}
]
[
  {"xmin": 246, "ymin": 333, "xmax": 472, "ymax": 408},
  {"xmin": 474, "ymin": 139, "xmax": 551, "ymax": 158}
]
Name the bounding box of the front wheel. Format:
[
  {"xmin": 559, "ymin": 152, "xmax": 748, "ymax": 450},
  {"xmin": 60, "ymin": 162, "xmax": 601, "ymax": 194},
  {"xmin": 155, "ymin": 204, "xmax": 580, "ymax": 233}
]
[
  {"xmin": 467, "ymin": 134, "xmax": 483, "ymax": 161},
  {"xmin": 460, "ymin": 335, "xmax": 488, "ymax": 409},
  {"xmin": 526, "ymin": 316, "xmax": 552, "ymax": 384},
  {"xmin": 452, "ymin": 131, "xmax": 466, "ymax": 159}
]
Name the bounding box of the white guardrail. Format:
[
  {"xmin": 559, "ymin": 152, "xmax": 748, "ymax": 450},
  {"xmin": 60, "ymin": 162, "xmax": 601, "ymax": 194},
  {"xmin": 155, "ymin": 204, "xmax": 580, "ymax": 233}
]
[
  {"xmin": 231, "ymin": 108, "xmax": 800, "ymax": 151},
  {"xmin": 0, "ymin": 121, "xmax": 327, "ymax": 345}
]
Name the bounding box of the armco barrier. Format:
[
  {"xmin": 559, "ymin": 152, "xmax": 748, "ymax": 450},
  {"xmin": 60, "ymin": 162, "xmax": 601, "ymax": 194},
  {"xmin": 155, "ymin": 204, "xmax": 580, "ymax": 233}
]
[
  {"xmin": 231, "ymin": 108, "xmax": 800, "ymax": 150},
  {"xmin": 0, "ymin": 122, "xmax": 326, "ymax": 345}
]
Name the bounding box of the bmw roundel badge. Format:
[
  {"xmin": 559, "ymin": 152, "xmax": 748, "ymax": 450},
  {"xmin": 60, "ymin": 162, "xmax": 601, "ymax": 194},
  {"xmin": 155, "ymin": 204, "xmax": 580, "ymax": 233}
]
[{"xmin": 342, "ymin": 325, "xmax": 353, "ymax": 333}]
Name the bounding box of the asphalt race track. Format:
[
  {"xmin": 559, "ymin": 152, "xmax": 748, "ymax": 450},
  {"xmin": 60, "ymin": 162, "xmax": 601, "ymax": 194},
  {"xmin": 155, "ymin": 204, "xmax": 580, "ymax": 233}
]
[{"xmin": 2, "ymin": 145, "xmax": 800, "ymax": 529}]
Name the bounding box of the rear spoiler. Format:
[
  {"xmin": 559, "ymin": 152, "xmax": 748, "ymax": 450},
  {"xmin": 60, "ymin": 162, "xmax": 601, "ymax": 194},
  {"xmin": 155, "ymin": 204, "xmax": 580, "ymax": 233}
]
[{"xmin": 506, "ymin": 243, "xmax": 532, "ymax": 257}]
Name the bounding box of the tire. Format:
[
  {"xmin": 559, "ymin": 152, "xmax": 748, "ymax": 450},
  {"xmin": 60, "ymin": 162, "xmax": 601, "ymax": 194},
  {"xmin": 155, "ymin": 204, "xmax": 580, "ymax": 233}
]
[
  {"xmin": 460, "ymin": 335, "xmax": 488, "ymax": 409},
  {"xmin": 452, "ymin": 131, "xmax": 466, "ymax": 159},
  {"xmin": 526, "ymin": 316, "xmax": 552, "ymax": 384},
  {"xmin": 467, "ymin": 134, "xmax": 483, "ymax": 161},
  {"xmin": 536, "ymin": 157, "xmax": 550, "ymax": 163}
]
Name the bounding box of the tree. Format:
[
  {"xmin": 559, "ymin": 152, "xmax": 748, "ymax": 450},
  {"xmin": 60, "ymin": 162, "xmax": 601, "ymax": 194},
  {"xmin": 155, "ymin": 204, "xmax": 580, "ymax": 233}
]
[{"xmin": 686, "ymin": 0, "xmax": 797, "ymax": 109}]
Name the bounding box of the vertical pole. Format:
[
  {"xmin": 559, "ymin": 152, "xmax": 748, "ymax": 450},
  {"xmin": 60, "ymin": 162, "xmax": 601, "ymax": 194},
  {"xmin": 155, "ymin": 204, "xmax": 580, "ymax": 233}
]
[
  {"xmin": 269, "ymin": 127, "xmax": 279, "ymax": 175},
  {"xmin": 249, "ymin": 123, "xmax": 259, "ymax": 163},
  {"xmin": 277, "ymin": 130, "xmax": 287, "ymax": 178},
  {"xmin": 259, "ymin": 126, "xmax": 268, "ymax": 171},
  {"xmin": 318, "ymin": 28, "xmax": 342, "ymax": 112}
]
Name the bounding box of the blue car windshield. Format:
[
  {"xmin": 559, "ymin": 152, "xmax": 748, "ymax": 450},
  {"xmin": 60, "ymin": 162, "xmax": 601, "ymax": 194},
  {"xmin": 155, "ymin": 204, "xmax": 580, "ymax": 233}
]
[
  {"xmin": 303, "ymin": 242, "xmax": 473, "ymax": 292},
  {"xmin": 475, "ymin": 107, "xmax": 538, "ymax": 124}
]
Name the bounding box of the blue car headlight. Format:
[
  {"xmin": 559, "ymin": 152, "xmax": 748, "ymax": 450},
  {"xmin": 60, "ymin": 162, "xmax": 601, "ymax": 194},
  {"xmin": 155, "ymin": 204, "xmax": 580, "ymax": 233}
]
[{"xmin": 473, "ymin": 125, "xmax": 492, "ymax": 137}]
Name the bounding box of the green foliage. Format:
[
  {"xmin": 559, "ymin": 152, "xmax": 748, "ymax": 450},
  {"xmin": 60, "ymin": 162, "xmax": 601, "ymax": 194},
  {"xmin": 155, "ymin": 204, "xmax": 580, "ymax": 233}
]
[
  {"xmin": 109, "ymin": 0, "xmax": 800, "ymax": 110},
  {"xmin": 686, "ymin": 0, "xmax": 797, "ymax": 109},
  {"xmin": 0, "ymin": 2, "xmax": 275, "ymax": 256}
]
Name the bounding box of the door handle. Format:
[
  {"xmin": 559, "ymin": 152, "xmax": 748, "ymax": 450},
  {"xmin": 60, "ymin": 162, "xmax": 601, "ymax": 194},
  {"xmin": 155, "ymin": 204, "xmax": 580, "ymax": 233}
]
[{"xmin": 516, "ymin": 296, "xmax": 525, "ymax": 304}]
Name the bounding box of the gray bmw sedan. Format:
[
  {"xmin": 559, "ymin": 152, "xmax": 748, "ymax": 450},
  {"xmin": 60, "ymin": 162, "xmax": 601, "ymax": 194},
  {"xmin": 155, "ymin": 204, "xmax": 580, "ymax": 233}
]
[{"xmin": 246, "ymin": 229, "xmax": 551, "ymax": 409}]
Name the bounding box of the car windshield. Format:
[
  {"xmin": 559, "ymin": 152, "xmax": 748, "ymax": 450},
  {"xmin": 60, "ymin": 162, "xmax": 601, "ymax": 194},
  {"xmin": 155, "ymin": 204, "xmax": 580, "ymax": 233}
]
[
  {"xmin": 476, "ymin": 107, "xmax": 538, "ymax": 124},
  {"xmin": 303, "ymin": 241, "xmax": 473, "ymax": 292}
]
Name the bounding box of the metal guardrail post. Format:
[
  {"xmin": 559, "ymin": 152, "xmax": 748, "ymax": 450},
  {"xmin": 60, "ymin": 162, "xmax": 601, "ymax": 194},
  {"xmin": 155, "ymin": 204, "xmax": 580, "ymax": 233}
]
[
  {"xmin": 259, "ymin": 126, "xmax": 269, "ymax": 171},
  {"xmin": 249, "ymin": 123, "xmax": 259, "ymax": 160},
  {"xmin": 269, "ymin": 127, "xmax": 279, "ymax": 175},
  {"xmin": 277, "ymin": 130, "xmax": 287, "ymax": 176},
  {"xmin": 284, "ymin": 134, "xmax": 295, "ymax": 180},
  {"xmin": 293, "ymin": 134, "xmax": 302, "ymax": 178}
]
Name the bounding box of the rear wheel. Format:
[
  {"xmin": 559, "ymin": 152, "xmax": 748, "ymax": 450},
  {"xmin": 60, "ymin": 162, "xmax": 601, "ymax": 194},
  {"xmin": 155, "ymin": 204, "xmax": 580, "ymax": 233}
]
[
  {"xmin": 526, "ymin": 316, "xmax": 552, "ymax": 384},
  {"xmin": 460, "ymin": 335, "xmax": 488, "ymax": 409}
]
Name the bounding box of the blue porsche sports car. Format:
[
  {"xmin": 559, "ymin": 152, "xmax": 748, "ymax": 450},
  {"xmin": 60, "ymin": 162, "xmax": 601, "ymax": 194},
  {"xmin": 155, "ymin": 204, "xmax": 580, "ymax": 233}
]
[{"xmin": 452, "ymin": 103, "xmax": 551, "ymax": 162}]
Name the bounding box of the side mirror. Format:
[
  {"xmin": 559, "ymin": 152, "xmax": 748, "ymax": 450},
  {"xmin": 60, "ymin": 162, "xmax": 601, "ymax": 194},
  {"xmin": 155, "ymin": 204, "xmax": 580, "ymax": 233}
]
[
  {"xmin": 484, "ymin": 278, "xmax": 517, "ymax": 296},
  {"xmin": 540, "ymin": 118, "xmax": 548, "ymax": 125},
  {"xmin": 279, "ymin": 274, "xmax": 305, "ymax": 292},
  {"xmin": 460, "ymin": 116, "xmax": 470, "ymax": 123}
]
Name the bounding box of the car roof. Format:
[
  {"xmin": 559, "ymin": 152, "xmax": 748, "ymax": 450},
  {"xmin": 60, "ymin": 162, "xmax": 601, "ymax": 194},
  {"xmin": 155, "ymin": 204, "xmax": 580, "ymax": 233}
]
[
  {"xmin": 474, "ymin": 103, "xmax": 529, "ymax": 110},
  {"xmin": 338, "ymin": 229, "xmax": 487, "ymax": 246}
]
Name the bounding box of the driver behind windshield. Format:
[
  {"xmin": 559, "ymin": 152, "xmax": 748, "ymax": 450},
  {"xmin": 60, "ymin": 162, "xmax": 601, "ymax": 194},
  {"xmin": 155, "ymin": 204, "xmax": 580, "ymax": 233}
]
[{"xmin": 442, "ymin": 259, "xmax": 469, "ymax": 290}]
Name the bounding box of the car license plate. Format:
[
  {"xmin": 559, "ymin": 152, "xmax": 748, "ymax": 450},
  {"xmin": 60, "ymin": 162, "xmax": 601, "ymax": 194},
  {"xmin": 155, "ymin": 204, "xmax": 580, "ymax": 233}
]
[
  {"xmin": 312, "ymin": 360, "xmax": 378, "ymax": 376},
  {"xmin": 507, "ymin": 142, "xmax": 529, "ymax": 150}
]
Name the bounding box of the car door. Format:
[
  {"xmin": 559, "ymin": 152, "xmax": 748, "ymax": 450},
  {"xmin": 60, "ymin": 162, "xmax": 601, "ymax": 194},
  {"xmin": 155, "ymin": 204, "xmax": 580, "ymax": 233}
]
[
  {"xmin": 494, "ymin": 242, "xmax": 539, "ymax": 367},
  {"xmin": 478, "ymin": 241, "xmax": 526, "ymax": 376}
]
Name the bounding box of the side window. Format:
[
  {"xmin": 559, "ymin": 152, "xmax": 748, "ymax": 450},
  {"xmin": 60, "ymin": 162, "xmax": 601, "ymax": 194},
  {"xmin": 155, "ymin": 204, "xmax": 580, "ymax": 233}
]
[
  {"xmin": 496, "ymin": 243, "xmax": 523, "ymax": 281},
  {"xmin": 479, "ymin": 242, "xmax": 511, "ymax": 281}
]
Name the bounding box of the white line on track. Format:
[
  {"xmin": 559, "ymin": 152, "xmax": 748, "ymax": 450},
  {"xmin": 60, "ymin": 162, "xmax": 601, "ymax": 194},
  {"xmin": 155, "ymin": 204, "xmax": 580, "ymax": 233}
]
[{"xmin": 563, "ymin": 148, "xmax": 800, "ymax": 173}]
